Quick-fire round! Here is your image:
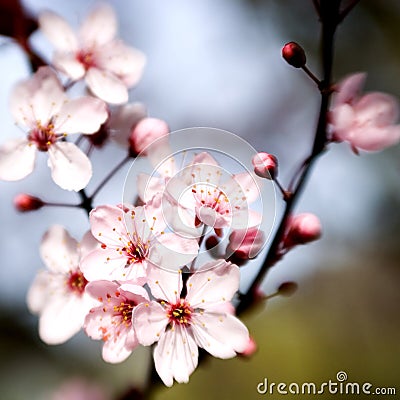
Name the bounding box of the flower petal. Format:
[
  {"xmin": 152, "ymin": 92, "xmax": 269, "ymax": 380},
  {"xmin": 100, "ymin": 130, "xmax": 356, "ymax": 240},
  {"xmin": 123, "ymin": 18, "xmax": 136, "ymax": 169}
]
[
  {"xmin": 0, "ymin": 138, "xmax": 36, "ymax": 181},
  {"xmin": 86, "ymin": 67, "xmax": 128, "ymax": 104},
  {"xmin": 133, "ymin": 301, "xmax": 169, "ymax": 346},
  {"xmin": 79, "ymin": 231, "xmax": 100, "ymax": 259},
  {"xmin": 186, "ymin": 260, "xmax": 239, "ymax": 308},
  {"xmin": 224, "ymin": 172, "xmax": 260, "ymax": 204},
  {"xmin": 146, "ymin": 266, "xmax": 182, "ymax": 304},
  {"xmin": 191, "ymin": 312, "xmax": 249, "ymax": 358},
  {"xmin": 102, "ymin": 329, "xmax": 137, "ymax": 364},
  {"xmin": 348, "ymin": 125, "xmax": 400, "ymax": 151},
  {"xmin": 52, "ymin": 52, "xmax": 86, "ymax": 80},
  {"xmin": 26, "ymin": 270, "xmax": 51, "ymax": 314},
  {"xmin": 79, "ymin": 4, "xmax": 117, "ymax": 48},
  {"xmin": 47, "ymin": 142, "xmax": 92, "ymax": 191},
  {"xmin": 55, "ymin": 96, "xmax": 108, "ymax": 134},
  {"xmin": 40, "ymin": 225, "xmax": 79, "ymax": 273},
  {"xmin": 334, "ymin": 72, "xmax": 366, "ymax": 106},
  {"xmin": 153, "ymin": 324, "xmax": 198, "ymax": 387},
  {"xmin": 39, "ymin": 11, "xmax": 79, "ymax": 52}
]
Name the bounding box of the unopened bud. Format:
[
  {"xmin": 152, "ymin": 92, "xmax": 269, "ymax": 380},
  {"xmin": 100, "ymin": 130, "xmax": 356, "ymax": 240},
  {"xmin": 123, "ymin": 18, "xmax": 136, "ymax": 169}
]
[
  {"xmin": 14, "ymin": 194, "xmax": 44, "ymax": 212},
  {"xmin": 129, "ymin": 117, "xmax": 169, "ymax": 157},
  {"xmin": 252, "ymin": 152, "xmax": 278, "ymax": 180},
  {"xmin": 282, "ymin": 42, "xmax": 306, "ymax": 68},
  {"xmin": 284, "ymin": 213, "xmax": 322, "ymax": 247},
  {"xmin": 228, "ymin": 227, "xmax": 265, "ymax": 259},
  {"xmin": 278, "ymin": 281, "xmax": 298, "ymax": 297}
]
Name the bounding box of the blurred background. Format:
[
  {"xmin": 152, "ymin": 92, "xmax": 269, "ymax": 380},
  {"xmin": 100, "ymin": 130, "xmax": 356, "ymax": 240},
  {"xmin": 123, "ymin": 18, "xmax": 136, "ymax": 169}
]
[{"xmin": 0, "ymin": 0, "xmax": 399, "ymax": 399}]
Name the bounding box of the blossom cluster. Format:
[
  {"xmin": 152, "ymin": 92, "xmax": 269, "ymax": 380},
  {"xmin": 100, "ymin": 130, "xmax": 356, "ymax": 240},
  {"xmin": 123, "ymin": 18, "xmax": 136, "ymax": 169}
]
[{"xmin": 2, "ymin": 2, "xmax": 400, "ymax": 393}]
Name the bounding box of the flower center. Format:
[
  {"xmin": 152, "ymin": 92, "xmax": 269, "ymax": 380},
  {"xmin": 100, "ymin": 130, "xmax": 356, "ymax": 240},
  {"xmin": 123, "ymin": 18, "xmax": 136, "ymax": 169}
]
[
  {"xmin": 113, "ymin": 301, "xmax": 135, "ymax": 327},
  {"xmin": 76, "ymin": 50, "xmax": 96, "ymax": 70},
  {"xmin": 122, "ymin": 238, "xmax": 148, "ymax": 264},
  {"xmin": 167, "ymin": 299, "xmax": 193, "ymax": 326},
  {"xmin": 66, "ymin": 270, "xmax": 88, "ymax": 295},
  {"xmin": 28, "ymin": 122, "xmax": 57, "ymax": 151}
]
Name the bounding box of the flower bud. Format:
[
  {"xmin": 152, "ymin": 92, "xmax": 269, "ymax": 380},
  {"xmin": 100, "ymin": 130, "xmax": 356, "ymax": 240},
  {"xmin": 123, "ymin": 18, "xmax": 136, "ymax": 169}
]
[
  {"xmin": 252, "ymin": 152, "xmax": 278, "ymax": 180},
  {"xmin": 129, "ymin": 117, "xmax": 169, "ymax": 157},
  {"xmin": 228, "ymin": 227, "xmax": 265, "ymax": 259},
  {"xmin": 282, "ymin": 42, "xmax": 306, "ymax": 68},
  {"xmin": 14, "ymin": 194, "xmax": 44, "ymax": 212},
  {"xmin": 284, "ymin": 213, "xmax": 322, "ymax": 247},
  {"xmin": 278, "ymin": 281, "xmax": 298, "ymax": 297}
]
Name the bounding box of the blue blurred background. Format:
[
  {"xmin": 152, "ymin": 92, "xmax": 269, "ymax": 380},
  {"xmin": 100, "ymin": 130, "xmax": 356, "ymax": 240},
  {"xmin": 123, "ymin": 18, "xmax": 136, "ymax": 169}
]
[{"xmin": 0, "ymin": 1, "xmax": 399, "ymax": 399}]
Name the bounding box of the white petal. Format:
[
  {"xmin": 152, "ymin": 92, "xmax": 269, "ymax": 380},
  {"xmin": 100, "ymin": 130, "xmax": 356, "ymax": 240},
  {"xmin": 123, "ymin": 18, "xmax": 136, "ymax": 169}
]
[
  {"xmin": 102, "ymin": 329, "xmax": 137, "ymax": 364},
  {"xmin": 52, "ymin": 52, "xmax": 86, "ymax": 80},
  {"xmin": 40, "ymin": 225, "xmax": 79, "ymax": 273},
  {"xmin": 224, "ymin": 172, "xmax": 260, "ymax": 204},
  {"xmin": 191, "ymin": 312, "xmax": 249, "ymax": 358},
  {"xmin": 146, "ymin": 266, "xmax": 182, "ymax": 305},
  {"xmin": 48, "ymin": 142, "xmax": 92, "ymax": 191},
  {"xmin": 186, "ymin": 261, "xmax": 239, "ymax": 308},
  {"xmin": 39, "ymin": 11, "xmax": 79, "ymax": 52},
  {"xmin": 0, "ymin": 138, "xmax": 36, "ymax": 181},
  {"xmin": 86, "ymin": 67, "xmax": 128, "ymax": 104},
  {"xmin": 26, "ymin": 270, "xmax": 51, "ymax": 314},
  {"xmin": 39, "ymin": 294, "xmax": 89, "ymax": 344},
  {"xmin": 79, "ymin": 231, "xmax": 100, "ymax": 259},
  {"xmin": 137, "ymin": 173, "xmax": 165, "ymax": 203},
  {"xmin": 149, "ymin": 233, "xmax": 199, "ymax": 272},
  {"xmin": 154, "ymin": 325, "xmax": 198, "ymax": 387},
  {"xmin": 109, "ymin": 103, "xmax": 147, "ymax": 147},
  {"xmin": 79, "ymin": 4, "xmax": 117, "ymax": 48},
  {"xmin": 55, "ymin": 97, "xmax": 108, "ymax": 134},
  {"xmin": 96, "ymin": 41, "xmax": 146, "ymax": 87},
  {"xmin": 133, "ymin": 302, "xmax": 169, "ymax": 346}
]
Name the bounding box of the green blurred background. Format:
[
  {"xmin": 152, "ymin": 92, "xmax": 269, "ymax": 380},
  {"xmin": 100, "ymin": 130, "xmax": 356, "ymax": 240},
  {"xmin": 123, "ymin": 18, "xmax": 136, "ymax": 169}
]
[{"xmin": 0, "ymin": 1, "xmax": 399, "ymax": 399}]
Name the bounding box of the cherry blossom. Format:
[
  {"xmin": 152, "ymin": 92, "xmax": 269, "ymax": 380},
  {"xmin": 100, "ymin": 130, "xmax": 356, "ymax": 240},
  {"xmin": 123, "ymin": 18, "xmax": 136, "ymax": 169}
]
[
  {"xmin": 283, "ymin": 213, "xmax": 322, "ymax": 248},
  {"xmin": 227, "ymin": 226, "xmax": 265, "ymax": 259},
  {"xmin": 80, "ymin": 195, "xmax": 199, "ymax": 282},
  {"xmin": 26, "ymin": 226, "xmax": 99, "ymax": 345},
  {"xmin": 39, "ymin": 4, "xmax": 146, "ymax": 104},
  {"xmin": 0, "ymin": 67, "xmax": 108, "ymax": 191},
  {"xmin": 330, "ymin": 72, "xmax": 400, "ymax": 151},
  {"xmin": 251, "ymin": 152, "xmax": 278, "ymax": 180},
  {"xmin": 84, "ymin": 281, "xmax": 148, "ymax": 363},
  {"xmin": 138, "ymin": 152, "xmax": 261, "ymax": 234},
  {"xmin": 133, "ymin": 260, "xmax": 250, "ymax": 386}
]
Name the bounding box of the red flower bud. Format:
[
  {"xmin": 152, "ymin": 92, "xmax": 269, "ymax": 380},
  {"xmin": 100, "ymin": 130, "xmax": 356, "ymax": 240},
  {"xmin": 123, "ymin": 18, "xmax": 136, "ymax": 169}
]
[
  {"xmin": 284, "ymin": 213, "xmax": 322, "ymax": 247},
  {"xmin": 282, "ymin": 42, "xmax": 306, "ymax": 68},
  {"xmin": 252, "ymin": 152, "xmax": 278, "ymax": 180},
  {"xmin": 278, "ymin": 281, "xmax": 298, "ymax": 297},
  {"xmin": 14, "ymin": 194, "xmax": 44, "ymax": 212}
]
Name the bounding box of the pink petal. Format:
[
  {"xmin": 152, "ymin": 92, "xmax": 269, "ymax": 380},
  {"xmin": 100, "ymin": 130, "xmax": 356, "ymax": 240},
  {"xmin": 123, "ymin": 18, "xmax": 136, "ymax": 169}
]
[
  {"xmin": 133, "ymin": 302, "xmax": 169, "ymax": 346},
  {"xmin": 355, "ymin": 92, "xmax": 399, "ymax": 126},
  {"xmin": 55, "ymin": 96, "xmax": 108, "ymax": 134},
  {"xmin": 348, "ymin": 125, "xmax": 400, "ymax": 151},
  {"xmin": 52, "ymin": 52, "xmax": 86, "ymax": 80},
  {"xmin": 39, "ymin": 294, "xmax": 91, "ymax": 344},
  {"xmin": 153, "ymin": 324, "xmax": 198, "ymax": 387},
  {"xmin": 40, "ymin": 225, "xmax": 79, "ymax": 273},
  {"xmin": 224, "ymin": 172, "xmax": 260, "ymax": 204},
  {"xmin": 86, "ymin": 67, "xmax": 128, "ymax": 104},
  {"xmin": 137, "ymin": 173, "xmax": 165, "ymax": 203},
  {"xmin": 96, "ymin": 41, "xmax": 146, "ymax": 87},
  {"xmin": 0, "ymin": 138, "xmax": 36, "ymax": 181},
  {"xmin": 47, "ymin": 142, "xmax": 92, "ymax": 191},
  {"xmin": 186, "ymin": 261, "xmax": 239, "ymax": 308},
  {"xmin": 148, "ymin": 232, "xmax": 199, "ymax": 271},
  {"xmin": 119, "ymin": 283, "xmax": 150, "ymax": 303},
  {"xmin": 330, "ymin": 103, "xmax": 354, "ymax": 140},
  {"xmin": 79, "ymin": 4, "xmax": 117, "ymax": 48},
  {"xmin": 109, "ymin": 103, "xmax": 147, "ymax": 147},
  {"xmin": 102, "ymin": 329, "xmax": 137, "ymax": 364},
  {"xmin": 89, "ymin": 205, "xmax": 126, "ymax": 246},
  {"xmin": 232, "ymin": 208, "xmax": 262, "ymax": 229},
  {"xmin": 39, "ymin": 11, "xmax": 79, "ymax": 52},
  {"xmin": 146, "ymin": 266, "xmax": 182, "ymax": 304},
  {"xmin": 191, "ymin": 312, "xmax": 249, "ymax": 358},
  {"xmin": 334, "ymin": 72, "xmax": 366, "ymax": 106},
  {"xmin": 79, "ymin": 231, "xmax": 100, "ymax": 259}
]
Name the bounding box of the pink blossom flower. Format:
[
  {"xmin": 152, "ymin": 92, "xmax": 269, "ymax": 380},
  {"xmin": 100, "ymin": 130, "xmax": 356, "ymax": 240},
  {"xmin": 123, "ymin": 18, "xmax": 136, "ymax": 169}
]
[
  {"xmin": 251, "ymin": 152, "xmax": 278, "ymax": 180},
  {"xmin": 330, "ymin": 73, "xmax": 400, "ymax": 151},
  {"xmin": 26, "ymin": 226, "xmax": 99, "ymax": 345},
  {"xmin": 80, "ymin": 195, "xmax": 199, "ymax": 282},
  {"xmin": 0, "ymin": 67, "xmax": 107, "ymax": 191},
  {"xmin": 133, "ymin": 260, "xmax": 250, "ymax": 386},
  {"xmin": 283, "ymin": 213, "xmax": 322, "ymax": 248},
  {"xmin": 84, "ymin": 281, "xmax": 148, "ymax": 363},
  {"xmin": 39, "ymin": 4, "xmax": 146, "ymax": 104},
  {"xmin": 138, "ymin": 152, "xmax": 261, "ymax": 234},
  {"xmin": 227, "ymin": 226, "xmax": 265, "ymax": 259}
]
